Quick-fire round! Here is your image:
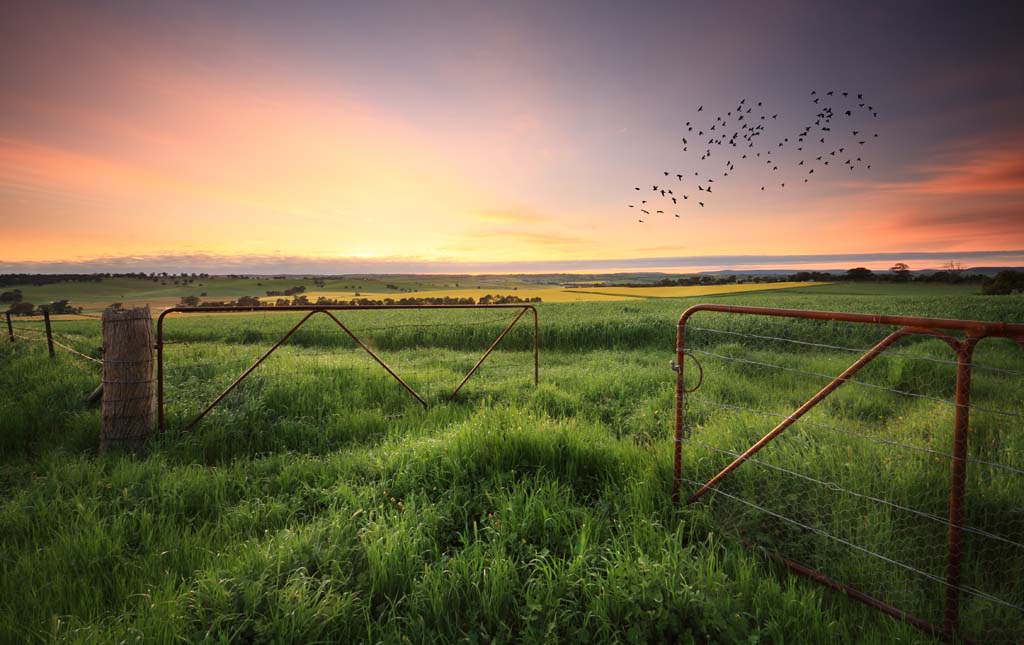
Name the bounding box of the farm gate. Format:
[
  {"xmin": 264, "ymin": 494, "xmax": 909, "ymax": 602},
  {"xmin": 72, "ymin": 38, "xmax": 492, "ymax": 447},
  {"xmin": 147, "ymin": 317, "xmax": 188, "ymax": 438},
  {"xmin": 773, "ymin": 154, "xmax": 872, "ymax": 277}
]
[
  {"xmin": 672, "ymin": 304, "xmax": 1024, "ymax": 641},
  {"xmin": 156, "ymin": 304, "xmax": 538, "ymax": 432}
]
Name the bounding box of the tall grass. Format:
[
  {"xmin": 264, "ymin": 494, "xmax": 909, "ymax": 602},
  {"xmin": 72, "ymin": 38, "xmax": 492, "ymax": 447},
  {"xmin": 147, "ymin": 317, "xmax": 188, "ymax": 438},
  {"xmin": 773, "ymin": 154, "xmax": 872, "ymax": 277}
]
[{"xmin": 1, "ymin": 286, "xmax": 1021, "ymax": 642}]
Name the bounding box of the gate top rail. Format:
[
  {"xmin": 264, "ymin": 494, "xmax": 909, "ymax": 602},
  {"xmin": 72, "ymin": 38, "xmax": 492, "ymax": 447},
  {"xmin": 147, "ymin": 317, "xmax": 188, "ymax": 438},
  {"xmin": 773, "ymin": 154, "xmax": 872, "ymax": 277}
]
[{"xmin": 677, "ymin": 303, "xmax": 1024, "ymax": 340}]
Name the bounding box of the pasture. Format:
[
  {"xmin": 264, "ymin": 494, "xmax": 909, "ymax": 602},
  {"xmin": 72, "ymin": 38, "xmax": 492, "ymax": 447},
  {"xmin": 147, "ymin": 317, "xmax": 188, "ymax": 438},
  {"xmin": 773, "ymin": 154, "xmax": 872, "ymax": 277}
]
[
  {"xmin": 1, "ymin": 283, "xmax": 1021, "ymax": 642},
  {"xmin": 6, "ymin": 274, "xmax": 843, "ymax": 311}
]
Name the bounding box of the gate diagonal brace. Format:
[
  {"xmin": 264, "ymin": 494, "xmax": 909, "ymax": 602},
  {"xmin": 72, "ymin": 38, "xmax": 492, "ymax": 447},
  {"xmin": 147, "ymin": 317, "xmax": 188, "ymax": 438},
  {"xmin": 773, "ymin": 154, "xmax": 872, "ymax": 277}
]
[
  {"xmin": 686, "ymin": 325, "xmax": 960, "ymax": 505},
  {"xmin": 182, "ymin": 310, "xmax": 428, "ymax": 430}
]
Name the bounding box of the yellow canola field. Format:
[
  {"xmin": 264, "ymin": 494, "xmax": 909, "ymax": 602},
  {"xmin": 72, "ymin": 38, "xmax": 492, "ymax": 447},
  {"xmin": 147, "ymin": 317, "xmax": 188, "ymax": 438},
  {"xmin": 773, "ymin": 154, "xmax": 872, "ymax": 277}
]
[{"xmin": 275, "ymin": 282, "xmax": 824, "ymax": 304}]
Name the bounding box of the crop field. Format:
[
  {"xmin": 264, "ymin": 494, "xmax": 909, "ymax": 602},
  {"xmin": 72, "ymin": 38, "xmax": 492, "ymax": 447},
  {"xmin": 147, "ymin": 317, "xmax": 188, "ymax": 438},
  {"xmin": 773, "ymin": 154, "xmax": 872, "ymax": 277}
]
[
  {"xmin": 6, "ymin": 275, "xmax": 837, "ymax": 311},
  {"xmin": 1, "ymin": 284, "xmax": 1022, "ymax": 642}
]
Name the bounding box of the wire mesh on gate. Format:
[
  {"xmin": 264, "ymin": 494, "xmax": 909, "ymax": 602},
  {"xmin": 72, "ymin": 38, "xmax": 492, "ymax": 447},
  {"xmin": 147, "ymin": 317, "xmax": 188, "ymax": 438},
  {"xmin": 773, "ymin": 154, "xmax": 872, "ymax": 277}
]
[
  {"xmin": 673, "ymin": 304, "xmax": 1024, "ymax": 642},
  {"xmin": 156, "ymin": 305, "xmax": 539, "ymax": 432}
]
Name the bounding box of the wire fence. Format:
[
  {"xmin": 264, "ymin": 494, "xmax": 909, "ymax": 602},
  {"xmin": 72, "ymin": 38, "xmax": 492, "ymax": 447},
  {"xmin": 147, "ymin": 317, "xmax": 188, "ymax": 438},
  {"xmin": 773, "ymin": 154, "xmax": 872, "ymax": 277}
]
[
  {"xmin": 673, "ymin": 306, "xmax": 1024, "ymax": 642},
  {"xmin": 155, "ymin": 305, "xmax": 539, "ymax": 431},
  {"xmin": 5, "ymin": 311, "xmax": 103, "ymax": 373}
]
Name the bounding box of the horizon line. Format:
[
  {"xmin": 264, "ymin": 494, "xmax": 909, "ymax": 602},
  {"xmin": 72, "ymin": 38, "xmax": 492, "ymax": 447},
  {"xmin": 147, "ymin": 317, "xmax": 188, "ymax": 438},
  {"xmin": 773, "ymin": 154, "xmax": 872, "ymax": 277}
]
[{"xmin": 2, "ymin": 249, "xmax": 1023, "ymax": 275}]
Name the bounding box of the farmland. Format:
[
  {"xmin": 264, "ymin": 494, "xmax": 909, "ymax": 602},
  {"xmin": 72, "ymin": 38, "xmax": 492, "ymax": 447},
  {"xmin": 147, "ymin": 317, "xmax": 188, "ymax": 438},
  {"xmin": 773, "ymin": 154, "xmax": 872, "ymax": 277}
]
[
  {"xmin": 1, "ymin": 282, "xmax": 1022, "ymax": 642},
  {"xmin": 1, "ymin": 274, "xmax": 842, "ymax": 311}
]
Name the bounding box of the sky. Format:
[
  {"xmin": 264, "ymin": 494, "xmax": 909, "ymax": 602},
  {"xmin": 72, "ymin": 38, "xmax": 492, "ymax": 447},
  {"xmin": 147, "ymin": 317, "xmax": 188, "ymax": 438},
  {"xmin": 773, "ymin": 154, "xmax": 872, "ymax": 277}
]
[{"xmin": 1, "ymin": 0, "xmax": 1023, "ymax": 274}]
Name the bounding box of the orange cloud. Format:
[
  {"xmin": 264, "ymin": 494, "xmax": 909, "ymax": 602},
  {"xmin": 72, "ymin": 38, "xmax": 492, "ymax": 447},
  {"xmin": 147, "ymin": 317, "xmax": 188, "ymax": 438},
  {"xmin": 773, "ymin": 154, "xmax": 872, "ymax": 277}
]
[{"xmin": 872, "ymin": 142, "xmax": 1024, "ymax": 197}]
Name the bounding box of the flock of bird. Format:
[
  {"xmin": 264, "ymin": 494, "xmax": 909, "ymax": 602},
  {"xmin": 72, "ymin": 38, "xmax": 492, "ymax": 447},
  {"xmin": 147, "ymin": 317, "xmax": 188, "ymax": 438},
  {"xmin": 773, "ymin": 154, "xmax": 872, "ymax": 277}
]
[{"xmin": 629, "ymin": 90, "xmax": 880, "ymax": 223}]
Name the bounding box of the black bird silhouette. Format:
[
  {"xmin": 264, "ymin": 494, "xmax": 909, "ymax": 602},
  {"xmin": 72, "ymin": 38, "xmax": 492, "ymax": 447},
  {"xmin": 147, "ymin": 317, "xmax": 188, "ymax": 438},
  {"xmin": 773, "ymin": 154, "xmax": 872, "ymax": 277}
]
[
  {"xmin": 676, "ymin": 174, "xmax": 683, "ymax": 180},
  {"xmin": 699, "ymin": 202, "xmax": 704, "ymax": 207},
  {"xmin": 698, "ymin": 105, "xmax": 703, "ymax": 112}
]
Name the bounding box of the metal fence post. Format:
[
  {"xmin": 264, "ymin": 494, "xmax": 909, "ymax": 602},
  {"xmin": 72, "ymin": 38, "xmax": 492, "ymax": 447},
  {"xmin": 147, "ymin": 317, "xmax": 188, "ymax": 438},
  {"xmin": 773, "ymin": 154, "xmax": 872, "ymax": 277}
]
[
  {"xmin": 673, "ymin": 320, "xmax": 687, "ymax": 506},
  {"xmin": 943, "ymin": 335, "xmax": 978, "ymax": 637},
  {"xmin": 43, "ymin": 310, "xmax": 55, "ymax": 357}
]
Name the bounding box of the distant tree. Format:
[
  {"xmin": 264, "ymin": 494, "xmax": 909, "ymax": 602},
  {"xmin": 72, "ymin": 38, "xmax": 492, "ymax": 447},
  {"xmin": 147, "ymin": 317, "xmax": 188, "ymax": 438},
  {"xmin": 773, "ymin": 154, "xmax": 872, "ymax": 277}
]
[
  {"xmin": 7, "ymin": 301, "xmax": 35, "ymax": 315},
  {"xmin": 982, "ymin": 270, "xmax": 1024, "ymax": 295},
  {"xmin": 0, "ymin": 289, "xmax": 22, "ymax": 302},
  {"xmin": 108, "ymin": 302, "xmax": 124, "ymax": 310},
  {"xmin": 179, "ymin": 295, "xmax": 201, "ymax": 307},
  {"xmin": 845, "ymin": 267, "xmax": 876, "ymax": 281},
  {"xmin": 236, "ymin": 296, "xmax": 262, "ymax": 307},
  {"xmin": 39, "ymin": 300, "xmax": 82, "ymax": 314},
  {"xmin": 888, "ymin": 262, "xmax": 911, "ymax": 282}
]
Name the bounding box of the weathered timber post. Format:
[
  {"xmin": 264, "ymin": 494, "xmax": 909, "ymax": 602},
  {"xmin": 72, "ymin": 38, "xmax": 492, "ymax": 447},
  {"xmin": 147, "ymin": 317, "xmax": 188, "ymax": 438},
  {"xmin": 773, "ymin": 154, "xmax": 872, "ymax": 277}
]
[
  {"xmin": 43, "ymin": 310, "xmax": 55, "ymax": 357},
  {"xmin": 100, "ymin": 305, "xmax": 155, "ymax": 453},
  {"xmin": 5, "ymin": 312, "xmax": 12, "ymax": 342}
]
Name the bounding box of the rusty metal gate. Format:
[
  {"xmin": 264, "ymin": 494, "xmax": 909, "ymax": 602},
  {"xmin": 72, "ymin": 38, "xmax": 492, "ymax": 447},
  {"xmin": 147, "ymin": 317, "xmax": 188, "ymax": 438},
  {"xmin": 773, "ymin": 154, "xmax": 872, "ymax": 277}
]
[
  {"xmin": 156, "ymin": 304, "xmax": 538, "ymax": 431},
  {"xmin": 673, "ymin": 304, "xmax": 1024, "ymax": 641}
]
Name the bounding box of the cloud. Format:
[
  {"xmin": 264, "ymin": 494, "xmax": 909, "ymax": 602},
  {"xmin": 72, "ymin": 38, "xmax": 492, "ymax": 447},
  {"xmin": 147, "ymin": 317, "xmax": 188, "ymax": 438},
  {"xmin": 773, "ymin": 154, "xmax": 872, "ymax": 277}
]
[
  {"xmin": 3, "ymin": 250, "xmax": 1022, "ymax": 275},
  {"xmin": 873, "ymin": 139, "xmax": 1024, "ymax": 197}
]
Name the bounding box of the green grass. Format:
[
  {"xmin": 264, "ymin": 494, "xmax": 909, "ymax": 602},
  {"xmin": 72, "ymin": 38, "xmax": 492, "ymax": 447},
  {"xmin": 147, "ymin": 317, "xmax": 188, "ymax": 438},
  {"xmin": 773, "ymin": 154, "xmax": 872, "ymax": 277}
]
[{"xmin": 1, "ymin": 283, "xmax": 1022, "ymax": 642}]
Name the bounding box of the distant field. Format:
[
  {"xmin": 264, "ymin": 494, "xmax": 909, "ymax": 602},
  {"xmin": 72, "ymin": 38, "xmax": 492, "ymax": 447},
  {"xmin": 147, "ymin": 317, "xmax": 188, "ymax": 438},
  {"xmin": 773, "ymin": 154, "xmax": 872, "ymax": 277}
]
[
  {"xmin": 7, "ymin": 276, "xmax": 830, "ymax": 311},
  {"xmin": 565, "ymin": 281, "xmax": 828, "ymax": 299}
]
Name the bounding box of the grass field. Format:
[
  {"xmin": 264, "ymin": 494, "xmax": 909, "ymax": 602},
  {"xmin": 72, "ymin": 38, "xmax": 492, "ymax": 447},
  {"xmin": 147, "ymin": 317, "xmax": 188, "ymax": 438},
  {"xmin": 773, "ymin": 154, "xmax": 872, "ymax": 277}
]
[
  {"xmin": 1, "ymin": 283, "xmax": 1022, "ymax": 642},
  {"xmin": 5, "ymin": 274, "xmax": 856, "ymax": 311}
]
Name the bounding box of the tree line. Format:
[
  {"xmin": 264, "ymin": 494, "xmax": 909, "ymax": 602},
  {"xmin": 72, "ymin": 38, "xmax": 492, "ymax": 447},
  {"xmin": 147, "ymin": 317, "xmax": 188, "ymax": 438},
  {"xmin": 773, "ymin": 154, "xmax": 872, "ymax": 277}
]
[{"xmin": 178, "ymin": 294, "xmax": 542, "ymax": 308}]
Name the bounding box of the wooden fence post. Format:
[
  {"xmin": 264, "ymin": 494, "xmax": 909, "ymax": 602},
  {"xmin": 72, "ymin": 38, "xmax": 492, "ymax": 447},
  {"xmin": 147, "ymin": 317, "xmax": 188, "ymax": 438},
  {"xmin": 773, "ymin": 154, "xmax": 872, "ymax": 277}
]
[
  {"xmin": 43, "ymin": 310, "xmax": 55, "ymax": 357},
  {"xmin": 100, "ymin": 305, "xmax": 155, "ymax": 453},
  {"xmin": 5, "ymin": 312, "xmax": 12, "ymax": 342}
]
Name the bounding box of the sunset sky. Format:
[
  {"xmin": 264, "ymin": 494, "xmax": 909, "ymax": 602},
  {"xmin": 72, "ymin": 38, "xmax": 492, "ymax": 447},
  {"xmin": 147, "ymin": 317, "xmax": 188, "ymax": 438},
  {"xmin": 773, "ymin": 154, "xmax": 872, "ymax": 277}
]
[{"xmin": 2, "ymin": 1, "xmax": 1023, "ymax": 273}]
